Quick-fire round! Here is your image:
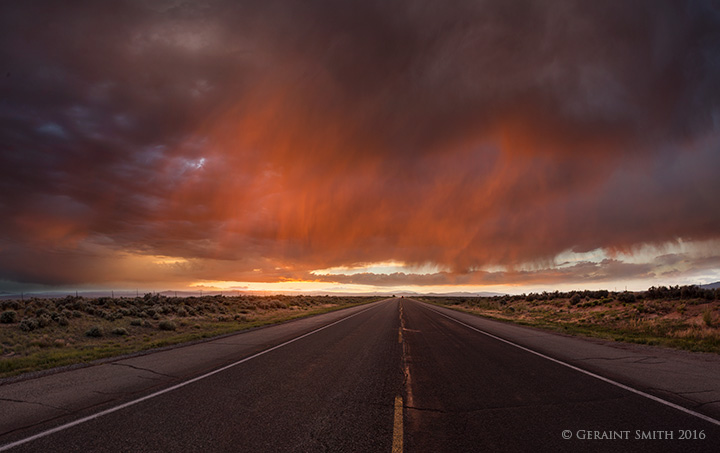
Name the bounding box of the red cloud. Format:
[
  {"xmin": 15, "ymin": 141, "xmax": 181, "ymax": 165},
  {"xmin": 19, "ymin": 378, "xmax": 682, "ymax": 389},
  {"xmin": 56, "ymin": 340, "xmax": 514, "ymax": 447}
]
[{"xmin": 1, "ymin": 1, "xmax": 719, "ymax": 289}]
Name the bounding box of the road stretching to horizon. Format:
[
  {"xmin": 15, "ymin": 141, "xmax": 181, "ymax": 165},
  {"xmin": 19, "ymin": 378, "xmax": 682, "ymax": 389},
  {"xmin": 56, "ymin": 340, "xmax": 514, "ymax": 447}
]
[{"xmin": 2, "ymin": 298, "xmax": 719, "ymax": 452}]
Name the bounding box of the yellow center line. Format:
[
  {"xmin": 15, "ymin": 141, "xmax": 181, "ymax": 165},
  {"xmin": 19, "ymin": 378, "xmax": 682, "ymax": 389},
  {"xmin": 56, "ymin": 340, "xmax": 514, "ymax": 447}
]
[
  {"xmin": 398, "ymin": 302, "xmax": 404, "ymax": 344},
  {"xmin": 393, "ymin": 301, "xmax": 405, "ymax": 452},
  {"xmin": 392, "ymin": 395, "xmax": 404, "ymax": 453}
]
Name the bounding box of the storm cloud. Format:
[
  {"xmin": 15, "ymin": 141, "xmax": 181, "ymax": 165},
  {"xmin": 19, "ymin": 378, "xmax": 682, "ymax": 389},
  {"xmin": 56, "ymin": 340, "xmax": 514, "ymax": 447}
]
[{"xmin": 1, "ymin": 0, "xmax": 719, "ymax": 290}]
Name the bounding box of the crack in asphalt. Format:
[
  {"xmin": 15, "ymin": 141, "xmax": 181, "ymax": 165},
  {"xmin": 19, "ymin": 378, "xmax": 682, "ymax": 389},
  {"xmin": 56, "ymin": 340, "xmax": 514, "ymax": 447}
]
[
  {"xmin": 677, "ymin": 389, "xmax": 718, "ymax": 395},
  {"xmin": 633, "ymin": 357, "xmax": 666, "ymax": 364},
  {"xmin": 136, "ymin": 375, "xmax": 164, "ymax": 382},
  {"xmin": 577, "ymin": 355, "xmax": 668, "ymax": 365},
  {"xmin": 695, "ymin": 400, "xmax": 720, "ymax": 409},
  {"xmin": 0, "ymin": 397, "xmax": 70, "ymax": 413},
  {"xmin": 641, "ymin": 387, "xmax": 720, "ymax": 410},
  {"xmin": 110, "ymin": 362, "xmax": 178, "ymax": 379},
  {"xmin": 577, "ymin": 356, "xmax": 640, "ymax": 361},
  {"xmin": 92, "ymin": 390, "xmax": 125, "ymax": 396}
]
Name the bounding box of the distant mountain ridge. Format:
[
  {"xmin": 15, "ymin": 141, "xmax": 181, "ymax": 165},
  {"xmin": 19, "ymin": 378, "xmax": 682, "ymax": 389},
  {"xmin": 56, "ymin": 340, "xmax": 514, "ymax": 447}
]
[{"xmin": 700, "ymin": 282, "xmax": 720, "ymax": 289}]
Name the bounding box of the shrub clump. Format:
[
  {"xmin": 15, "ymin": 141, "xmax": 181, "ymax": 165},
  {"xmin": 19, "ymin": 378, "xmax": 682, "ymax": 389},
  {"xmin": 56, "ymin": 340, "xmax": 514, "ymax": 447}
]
[
  {"xmin": 703, "ymin": 309, "xmax": 714, "ymax": 327},
  {"xmin": 19, "ymin": 317, "xmax": 39, "ymax": 332},
  {"xmin": 85, "ymin": 326, "xmax": 104, "ymax": 337},
  {"xmin": 37, "ymin": 314, "xmax": 52, "ymax": 328},
  {"xmin": 111, "ymin": 327, "xmax": 129, "ymax": 336},
  {"xmin": 569, "ymin": 294, "xmax": 582, "ymax": 306},
  {"xmin": 158, "ymin": 320, "xmax": 176, "ymax": 331},
  {"xmin": 0, "ymin": 310, "xmax": 17, "ymax": 324}
]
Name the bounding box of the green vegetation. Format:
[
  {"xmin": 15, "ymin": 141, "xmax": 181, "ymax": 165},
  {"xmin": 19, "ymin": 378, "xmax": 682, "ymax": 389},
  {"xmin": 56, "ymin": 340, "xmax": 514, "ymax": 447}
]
[
  {"xmin": 421, "ymin": 285, "xmax": 720, "ymax": 354},
  {"xmin": 0, "ymin": 294, "xmax": 381, "ymax": 378},
  {"xmin": 158, "ymin": 320, "xmax": 177, "ymax": 331},
  {"xmin": 0, "ymin": 310, "xmax": 17, "ymax": 324},
  {"xmin": 84, "ymin": 326, "xmax": 104, "ymax": 338}
]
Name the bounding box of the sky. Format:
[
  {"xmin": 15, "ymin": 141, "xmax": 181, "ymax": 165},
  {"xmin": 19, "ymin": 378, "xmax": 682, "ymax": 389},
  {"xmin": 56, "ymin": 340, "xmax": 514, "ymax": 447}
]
[{"xmin": 1, "ymin": 0, "xmax": 720, "ymax": 296}]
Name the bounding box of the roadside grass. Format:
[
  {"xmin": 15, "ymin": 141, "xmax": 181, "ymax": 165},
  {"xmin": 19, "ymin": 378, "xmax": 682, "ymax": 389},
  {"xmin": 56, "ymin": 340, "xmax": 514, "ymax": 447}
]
[
  {"xmin": 0, "ymin": 294, "xmax": 382, "ymax": 379},
  {"xmin": 420, "ymin": 294, "xmax": 720, "ymax": 354}
]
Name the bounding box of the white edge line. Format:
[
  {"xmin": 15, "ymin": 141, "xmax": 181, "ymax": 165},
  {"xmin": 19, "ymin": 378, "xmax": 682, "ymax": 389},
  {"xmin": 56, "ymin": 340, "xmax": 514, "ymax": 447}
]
[
  {"xmin": 0, "ymin": 301, "xmax": 387, "ymax": 452},
  {"xmin": 420, "ymin": 302, "xmax": 720, "ymax": 427}
]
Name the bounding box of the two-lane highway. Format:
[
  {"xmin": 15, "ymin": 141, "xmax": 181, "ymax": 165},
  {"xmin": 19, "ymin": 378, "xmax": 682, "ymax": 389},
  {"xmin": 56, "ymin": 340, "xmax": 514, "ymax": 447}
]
[{"xmin": 2, "ymin": 298, "xmax": 719, "ymax": 452}]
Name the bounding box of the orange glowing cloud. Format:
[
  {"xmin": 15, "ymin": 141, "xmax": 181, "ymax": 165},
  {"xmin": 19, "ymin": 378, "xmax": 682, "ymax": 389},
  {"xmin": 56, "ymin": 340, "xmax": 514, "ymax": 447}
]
[{"xmin": 1, "ymin": 1, "xmax": 720, "ymax": 292}]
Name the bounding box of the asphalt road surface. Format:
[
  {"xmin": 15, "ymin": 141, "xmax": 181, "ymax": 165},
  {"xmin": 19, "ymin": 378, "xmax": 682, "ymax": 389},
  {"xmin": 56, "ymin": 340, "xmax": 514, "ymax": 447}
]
[{"xmin": 2, "ymin": 298, "xmax": 719, "ymax": 452}]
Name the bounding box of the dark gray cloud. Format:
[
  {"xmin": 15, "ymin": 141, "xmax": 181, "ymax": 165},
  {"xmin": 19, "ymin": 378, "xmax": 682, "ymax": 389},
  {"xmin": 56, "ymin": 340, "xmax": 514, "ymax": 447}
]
[{"xmin": 1, "ymin": 0, "xmax": 719, "ymax": 288}]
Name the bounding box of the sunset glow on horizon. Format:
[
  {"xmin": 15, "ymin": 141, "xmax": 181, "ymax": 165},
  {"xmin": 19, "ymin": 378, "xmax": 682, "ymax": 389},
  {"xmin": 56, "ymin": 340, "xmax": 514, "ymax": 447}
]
[{"xmin": 1, "ymin": 1, "xmax": 720, "ymax": 296}]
